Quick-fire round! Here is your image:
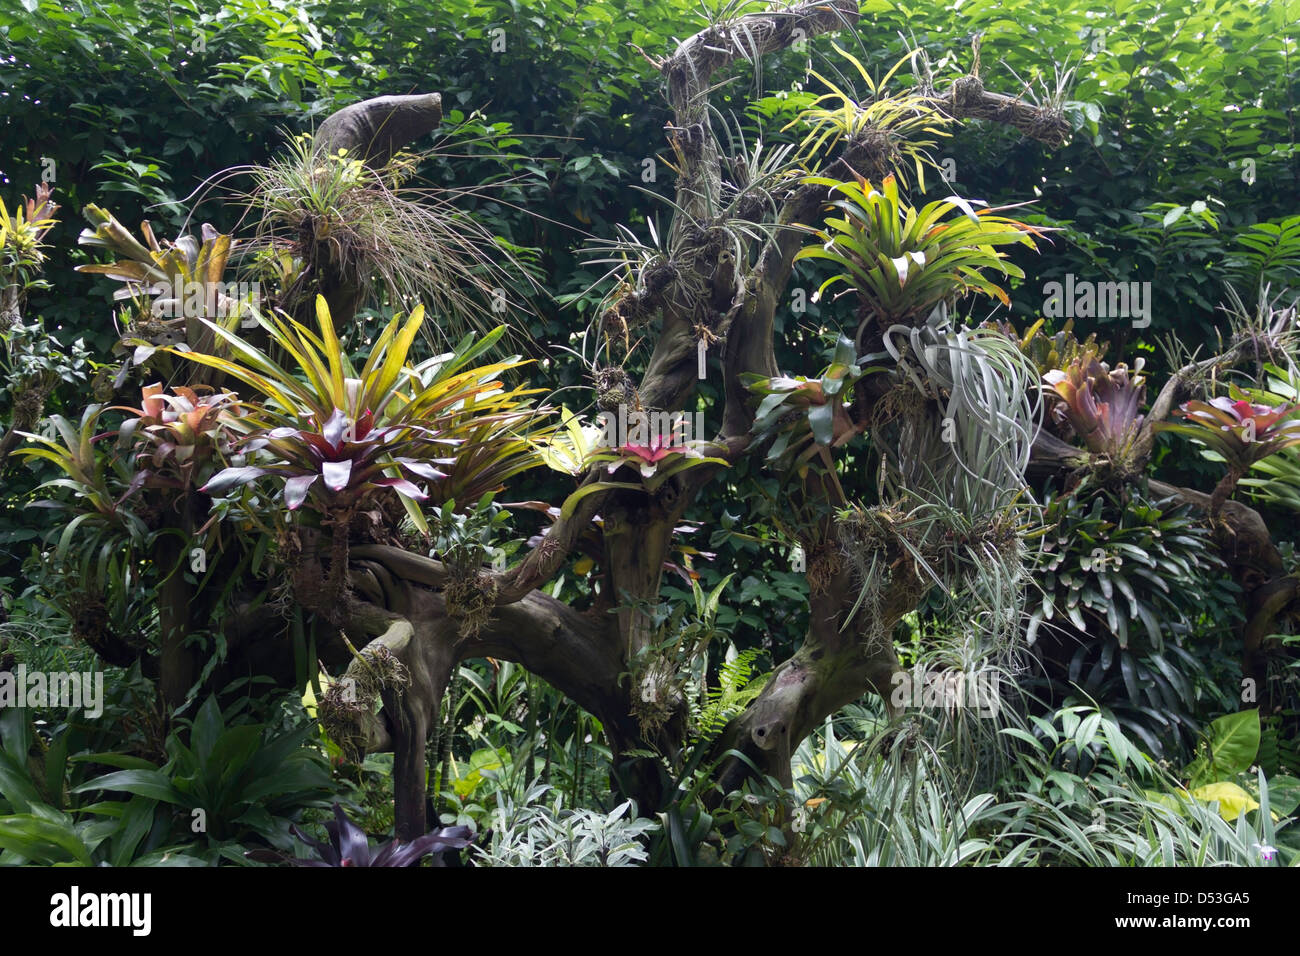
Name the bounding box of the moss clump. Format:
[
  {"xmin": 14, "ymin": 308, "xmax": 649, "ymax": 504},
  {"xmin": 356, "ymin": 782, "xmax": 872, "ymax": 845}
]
[
  {"xmin": 319, "ymin": 643, "xmax": 409, "ymax": 763},
  {"xmin": 443, "ymin": 570, "xmax": 499, "ymax": 639}
]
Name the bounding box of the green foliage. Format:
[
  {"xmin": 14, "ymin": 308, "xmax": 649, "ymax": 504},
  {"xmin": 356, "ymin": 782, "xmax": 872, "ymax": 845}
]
[
  {"xmin": 692, "ymin": 647, "xmax": 769, "ymax": 740},
  {"xmin": 3, "ymin": 0, "xmax": 1298, "ymax": 869},
  {"xmin": 474, "ymin": 784, "xmax": 656, "ymax": 867},
  {"xmin": 1176, "ymin": 708, "xmax": 1300, "ymax": 832},
  {"xmin": 1225, "ymin": 216, "xmax": 1300, "ymax": 297},
  {"xmin": 69, "ymin": 695, "xmax": 338, "ymax": 861},
  {"xmin": 245, "ymin": 131, "xmax": 539, "ymax": 340},
  {"xmin": 14, "ymin": 404, "xmax": 154, "ymax": 608},
  {"xmin": 794, "ymin": 173, "xmax": 1042, "ymax": 326},
  {"xmin": 1028, "ymin": 480, "xmax": 1240, "ymax": 758},
  {"xmin": 878, "ymin": 319, "xmax": 1043, "ymax": 515},
  {"xmin": 626, "ymin": 571, "xmax": 739, "ymax": 744},
  {"xmin": 0, "ymin": 319, "xmax": 92, "ymax": 423},
  {"xmin": 0, "ymin": 684, "xmax": 339, "ymax": 866},
  {"xmin": 993, "ymin": 706, "xmax": 1296, "ymax": 866},
  {"xmin": 433, "ymin": 659, "xmax": 610, "ymax": 830},
  {"xmin": 788, "ymin": 717, "xmax": 1004, "ymax": 867}
]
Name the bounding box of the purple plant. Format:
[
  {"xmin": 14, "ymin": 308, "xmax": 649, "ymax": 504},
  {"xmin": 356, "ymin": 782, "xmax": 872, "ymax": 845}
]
[
  {"xmin": 249, "ymin": 803, "xmax": 473, "ymax": 867},
  {"xmin": 1043, "ymin": 356, "xmax": 1147, "ymax": 460}
]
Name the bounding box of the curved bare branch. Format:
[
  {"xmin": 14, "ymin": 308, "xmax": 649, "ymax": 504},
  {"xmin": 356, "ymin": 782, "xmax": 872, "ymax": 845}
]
[{"xmin": 314, "ymin": 92, "xmax": 444, "ymax": 168}]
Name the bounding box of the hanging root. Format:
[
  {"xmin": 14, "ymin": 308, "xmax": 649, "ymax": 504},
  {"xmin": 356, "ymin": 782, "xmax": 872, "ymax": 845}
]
[
  {"xmin": 443, "ymin": 570, "xmax": 499, "ymax": 639},
  {"xmin": 319, "ymin": 619, "xmax": 412, "ymax": 762},
  {"xmin": 805, "ymin": 545, "xmax": 844, "ymax": 597}
]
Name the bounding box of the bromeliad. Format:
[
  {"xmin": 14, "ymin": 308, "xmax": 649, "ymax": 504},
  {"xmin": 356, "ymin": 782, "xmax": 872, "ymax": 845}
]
[
  {"xmin": 172, "ymin": 295, "xmax": 553, "ymax": 532},
  {"xmin": 1044, "ymin": 356, "xmax": 1147, "ymax": 467},
  {"xmin": 1154, "ymin": 383, "xmax": 1300, "ymax": 514}
]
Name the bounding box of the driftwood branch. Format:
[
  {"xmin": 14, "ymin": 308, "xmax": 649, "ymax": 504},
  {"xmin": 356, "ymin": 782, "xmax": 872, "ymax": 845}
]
[
  {"xmin": 327, "ymin": 9, "xmax": 1092, "ymax": 829},
  {"xmin": 924, "ymin": 80, "xmax": 1071, "ymax": 147},
  {"xmin": 314, "ymin": 92, "xmax": 444, "ymax": 168}
]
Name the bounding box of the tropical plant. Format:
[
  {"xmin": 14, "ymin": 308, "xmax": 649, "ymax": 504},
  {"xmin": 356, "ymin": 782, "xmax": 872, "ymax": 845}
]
[
  {"xmin": 1155, "ymin": 384, "xmax": 1300, "ymax": 513},
  {"xmin": 74, "ymin": 206, "xmax": 254, "ymax": 372},
  {"xmin": 793, "ymin": 173, "xmax": 1043, "ymax": 327},
  {"xmin": 745, "ymin": 335, "xmax": 870, "ymax": 458},
  {"xmin": 180, "ymin": 297, "xmax": 552, "ymax": 532},
  {"xmin": 992, "ymin": 706, "xmax": 1297, "ymax": 867},
  {"xmin": 112, "ymin": 384, "xmax": 243, "ymax": 494},
  {"xmin": 998, "ymin": 317, "xmax": 1107, "ymax": 379},
  {"xmin": 1043, "ymin": 355, "xmax": 1147, "ymax": 465},
  {"xmin": 1240, "ymin": 364, "xmax": 1300, "ymax": 514},
  {"xmin": 247, "ymin": 802, "xmax": 473, "ymax": 867},
  {"xmin": 1180, "ymin": 709, "xmax": 1279, "ymax": 820},
  {"xmin": 1026, "ymin": 480, "xmax": 1239, "ymax": 757},
  {"xmin": 0, "ymin": 184, "xmax": 80, "ymax": 470},
  {"xmin": 537, "ymin": 407, "xmax": 606, "ymax": 477},
  {"xmin": 877, "ymin": 318, "xmax": 1043, "ymax": 513},
  {"xmin": 789, "ymin": 45, "xmax": 952, "ymax": 188},
  {"xmin": 787, "ymin": 716, "xmax": 1004, "ymax": 867},
  {"xmin": 10, "ymin": 0, "xmax": 1299, "ymax": 871},
  {"xmin": 436, "ymin": 658, "xmax": 611, "ymax": 827},
  {"xmin": 692, "ymin": 646, "xmax": 770, "ymax": 741},
  {"xmin": 0, "ymin": 318, "xmax": 92, "ymax": 423},
  {"xmin": 589, "ymin": 429, "xmax": 727, "ymax": 488},
  {"xmin": 473, "ymin": 783, "xmax": 656, "ymax": 867},
  {"xmin": 239, "ymin": 129, "xmax": 539, "ymax": 341},
  {"xmin": 14, "ymin": 404, "xmax": 153, "ymax": 608},
  {"xmin": 71, "ymin": 695, "xmax": 339, "ymax": 861},
  {"xmin": 0, "ymin": 183, "xmax": 59, "ymax": 297},
  {"xmin": 1158, "ymin": 387, "xmax": 1300, "ymax": 473}
]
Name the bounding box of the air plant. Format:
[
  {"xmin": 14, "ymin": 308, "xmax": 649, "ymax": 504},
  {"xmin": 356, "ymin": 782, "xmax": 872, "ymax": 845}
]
[
  {"xmin": 248, "ymin": 803, "xmax": 473, "ymax": 867},
  {"xmin": 579, "ymin": 109, "xmax": 804, "ymax": 362},
  {"xmin": 880, "ymin": 319, "xmax": 1043, "ymax": 515},
  {"xmin": 235, "ymin": 130, "xmax": 542, "ymax": 344},
  {"xmin": 1043, "ymin": 355, "xmax": 1147, "ymax": 464}
]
